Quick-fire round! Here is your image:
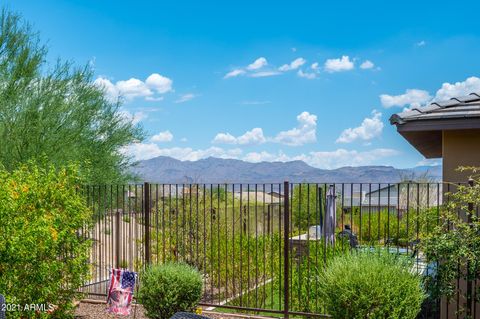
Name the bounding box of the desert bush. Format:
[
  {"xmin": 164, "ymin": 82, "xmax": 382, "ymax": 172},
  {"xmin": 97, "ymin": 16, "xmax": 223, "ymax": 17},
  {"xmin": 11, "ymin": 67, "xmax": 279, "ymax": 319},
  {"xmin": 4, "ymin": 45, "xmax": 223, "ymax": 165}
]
[
  {"xmin": 318, "ymin": 250, "xmax": 425, "ymax": 319},
  {"xmin": 0, "ymin": 163, "xmax": 92, "ymax": 318},
  {"xmin": 138, "ymin": 262, "xmax": 203, "ymax": 319},
  {"xmin": 421, "ymin": 167, "xmax": 480, "ymax": 313}
]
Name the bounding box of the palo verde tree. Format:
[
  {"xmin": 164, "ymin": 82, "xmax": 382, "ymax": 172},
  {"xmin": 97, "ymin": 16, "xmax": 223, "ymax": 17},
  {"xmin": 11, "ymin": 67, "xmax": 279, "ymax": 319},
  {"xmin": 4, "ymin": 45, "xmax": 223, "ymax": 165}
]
[{"xmin": 0, "ymin": 8, "xmax": 144, "ymax": 184}]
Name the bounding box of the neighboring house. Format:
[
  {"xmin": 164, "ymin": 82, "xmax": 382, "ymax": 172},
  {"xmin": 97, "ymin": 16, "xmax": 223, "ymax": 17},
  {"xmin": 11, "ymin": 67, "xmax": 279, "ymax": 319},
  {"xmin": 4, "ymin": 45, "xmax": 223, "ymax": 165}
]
[
  {"xmin": 341, "ymin": 191, "xmax": 366, "ymax": 212},
  {"xmin": 390, "ymin": 92, "xmax": 480, "ymax": 183},
  {"xmin": 362, "ymin": 183, "xmax": 442, "ymax": 211},
  {"xmin": 234, "ymin": 191, "xmax": 283, "ymax": 204},
  {"xmin": 362, "ymin": 184, "xmax": 398, "ymax": 210},
  {"xmin": 340, "ymin": 183, "xmax": 443, "ymax": 213},
  {"xmin": 267, "ymin": 191, "xmax": 284, "ymax": 201}
]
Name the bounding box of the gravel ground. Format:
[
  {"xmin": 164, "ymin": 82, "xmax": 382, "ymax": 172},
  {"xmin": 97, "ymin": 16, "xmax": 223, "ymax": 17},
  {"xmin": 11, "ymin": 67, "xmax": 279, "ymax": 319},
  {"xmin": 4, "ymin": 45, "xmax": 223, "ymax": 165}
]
[
  {"xmin": 75, "ymin": 302, "xmax": 273, "ymax": 319},
  {"xmin": 75, "ymin": 302, "xmax": 148, "ymax": 319}
]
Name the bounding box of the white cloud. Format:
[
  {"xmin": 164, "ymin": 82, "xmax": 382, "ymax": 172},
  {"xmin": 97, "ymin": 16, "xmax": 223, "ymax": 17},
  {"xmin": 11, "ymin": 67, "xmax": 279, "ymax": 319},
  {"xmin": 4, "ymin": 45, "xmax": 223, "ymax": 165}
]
[
  {"xmin": 273, "ymin": 111, "xmax": 317, "ymax": 146},
  {"xmin": 123, "ymin": 143, "xmax": 242, "ymax": 161},
  {"xmin": 224, "ymin": 69, "xmax": 246, "ymax": 79},
  {"xmin": 336, "ymin": 110, "xmax": 384, "ymax": 143},
  {"xmin": 211, "ymin": 112, "xmax": 317, "ymax": 147},
  {"xmin": 247, "ymin": 57, "xmax": 268, "ymax": 70},
  {"xmin": 119, "ymin": 110, "xmax": 146, "ymax": 125},
  {"xmin": 243, "ymin": 151, "xmax": 291, "ymax": 163},
  {"xmin": 225, "ymin": 57, "xmax": 306, "ymax": 79},
  {"xmin": 416, "ymin": 40, "xmax": 426, "ymax": 47},
  {"xmin": 434, "ymin": 76, "xmax": 480, "ymax": 101},
  {"xmin": 93, "ymin": 77, "xmax": 119, "ymax": 101},
  {"xmin": 303, "ymin": 148, "xmax": 399, "ymax": 169},
  {"xmin": 416, "ymin": 158, "xmax": 441, "ymax": 167},
  {"xmin": 360, "ymin": 60, "xmax": 374, "ymax": 70},
  {"xmin": 94, "ymin": 73, "xmax": 173, "ymax": 101},
  {"xmin": 224, "ymin": 57, "xmax": 271, "ymax": 79},
  {"xmin": 297, "ymin": 70, "xmax": 316, "ymax": 79},
  {"xmin": 115, "ymin": 78, "xmax": 152, "ymax": 99},
  {"xmin": 380, "ymin": 89, "xmax": 432, "ymax": 108},
  {"xmin": 311, "ymin": 62, "xmax": 319, "ymax": 70},
  {"xmin": 151, "ymin": 130, "xmax": 173, "ymax": 142},
  {"xmin": 175, "ymin": 93, "xmax": 196, "ymax": 103},
  {"xmin": 248, "ymin": 71, "xmax": 281, "ymax": 78},
  {"xmin": 145, "ymin": 73, "xmax": 173, "ymax": 94},
  {"xmin": 324, "ymin": 55, "xmax": 354, "ymax": 73},
  {"xmin": 279, "ymin": 58, "xmax": 306, "ymax": 71},
  {"xmin": 124, "ymin": 142, "xmax": 398, "ymax": 169},
  {"xmin": 212, "ymin": 132, "xmax": 237, "ymax": 144},
  {"xmin": 237, "ymin": 128, "xmax": 267, "ymax": 145},
  {"xmin": 212, "ymin": 128, "xmax": 266, "ymax": 145},
  {"xmin": 240, "ymin": 148, "xmax": 398, "ymax": 168},
  {"xmin": 145, "ymin": 96, "xmax": 164, "ymax": 102}
]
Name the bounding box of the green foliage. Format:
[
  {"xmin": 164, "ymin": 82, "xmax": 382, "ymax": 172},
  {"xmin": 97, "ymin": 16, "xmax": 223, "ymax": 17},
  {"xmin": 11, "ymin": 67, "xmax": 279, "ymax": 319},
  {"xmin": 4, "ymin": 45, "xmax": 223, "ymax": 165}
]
[
  {"xmin": 150, "ymin": 205, "xmax": 281, "ymax": 304},
  {"xmin": 138, "ymin": 262, "xmax": 203, "ymax": 319},
  {"xmin": 0, "ymin": 163, "xmax": 93, "ymax": 318},
  {"xmin": 421, "ymin": 167, "xmax": 480, "ymax": 308},
  {"xmin": 291, "ymin": 184, "xmax": 322, "ymax": 230},
  {"xmin": 0, "ymin": 8, "xmax": 143, "ymax": 184},
  {"xmin": 349, "ymin": 207, "xmax": 439, "ymax": 246},
  {"xmin": 318, "ymin": 251, "xmax": 425, "ymax": 319},
  {"xmin": 287, "ymin": 240, "xmax": 351, "ymax": 313}
]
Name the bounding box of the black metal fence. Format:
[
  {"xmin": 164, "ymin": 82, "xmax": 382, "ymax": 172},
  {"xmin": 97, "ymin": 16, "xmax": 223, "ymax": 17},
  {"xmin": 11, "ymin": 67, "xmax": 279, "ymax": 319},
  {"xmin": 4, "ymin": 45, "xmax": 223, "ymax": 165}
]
[{"xmin": 78, "ymin": 181, "xmax": 478, "ymax": 318}]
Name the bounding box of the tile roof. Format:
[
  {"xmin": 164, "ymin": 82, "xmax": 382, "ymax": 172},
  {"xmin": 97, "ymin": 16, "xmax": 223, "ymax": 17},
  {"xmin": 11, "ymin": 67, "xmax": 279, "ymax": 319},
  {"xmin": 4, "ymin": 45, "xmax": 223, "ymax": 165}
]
[{"xmin": 389, "ymin": 92, "xmax": 480, "ymax": 125}]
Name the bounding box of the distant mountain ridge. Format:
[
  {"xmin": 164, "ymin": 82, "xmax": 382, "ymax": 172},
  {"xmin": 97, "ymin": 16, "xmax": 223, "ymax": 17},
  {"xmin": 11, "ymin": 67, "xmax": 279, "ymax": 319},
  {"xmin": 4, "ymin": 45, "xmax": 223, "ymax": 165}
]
[{"xmin": 130, "ymin": 156, "xmax": 442, "ymax": 183}]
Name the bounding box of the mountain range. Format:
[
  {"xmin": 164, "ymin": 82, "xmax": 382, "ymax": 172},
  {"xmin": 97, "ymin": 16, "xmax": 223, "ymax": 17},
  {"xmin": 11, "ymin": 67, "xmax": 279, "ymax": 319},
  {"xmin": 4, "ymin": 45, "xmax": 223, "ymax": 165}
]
[{"xmin": 130, "ymin": 156, "xmax": 442, "ymax": 183}]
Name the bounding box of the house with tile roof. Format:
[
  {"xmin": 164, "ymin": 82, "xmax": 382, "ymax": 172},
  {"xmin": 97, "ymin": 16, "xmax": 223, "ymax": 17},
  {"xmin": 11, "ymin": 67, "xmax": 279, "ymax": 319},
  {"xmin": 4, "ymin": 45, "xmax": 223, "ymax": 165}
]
[{"xmin": 390, "ymin": 93, "xmax": 480, "ymax": 183}]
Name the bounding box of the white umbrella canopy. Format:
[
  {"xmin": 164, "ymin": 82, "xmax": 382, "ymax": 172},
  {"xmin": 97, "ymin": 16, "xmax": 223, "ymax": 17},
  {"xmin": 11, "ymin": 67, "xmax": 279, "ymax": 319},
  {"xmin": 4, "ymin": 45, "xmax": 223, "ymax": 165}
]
[{"xmin": 325, "ymin": 185, "xmax": 336, "ymax": 244}]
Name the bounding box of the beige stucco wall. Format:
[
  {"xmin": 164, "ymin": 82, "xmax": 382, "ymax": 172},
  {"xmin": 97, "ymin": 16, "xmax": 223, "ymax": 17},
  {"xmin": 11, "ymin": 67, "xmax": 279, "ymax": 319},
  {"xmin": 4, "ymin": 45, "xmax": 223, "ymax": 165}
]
[
  {"xmin": 441, "ymin": 129, "xmax": 480, "ymax": 318},
  {"xmin": 442, "ymin": 129, "xmax": 480, "ymax": 183}
]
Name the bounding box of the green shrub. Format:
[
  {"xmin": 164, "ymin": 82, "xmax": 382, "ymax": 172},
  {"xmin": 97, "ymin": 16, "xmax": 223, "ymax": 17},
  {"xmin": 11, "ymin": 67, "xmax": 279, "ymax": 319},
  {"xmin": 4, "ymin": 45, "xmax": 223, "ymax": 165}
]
[
  {"xmin": 0, "ymin": 163, "xmax": 92, "ymax": 318},
  {"xmin": 138, "ymin": 262, "xmax": 203, "ymax": 319},
  {"xmin": 318, "ymin": 251, "xmax": 425, "ymax": 319},
  {"xmin": 291, "ymin": 184, "xmax": 323, "ymax": 230},
  {"xmin": 287, "ymin": 240, "xmax": 350, "ymax": 313},
  {"xmin": 348, "ymin": 207, "xmax": 439, "ymax": 246},
  {"xmin": 421, "ymin": 167, "xmax": 480, "ymax": 312}
]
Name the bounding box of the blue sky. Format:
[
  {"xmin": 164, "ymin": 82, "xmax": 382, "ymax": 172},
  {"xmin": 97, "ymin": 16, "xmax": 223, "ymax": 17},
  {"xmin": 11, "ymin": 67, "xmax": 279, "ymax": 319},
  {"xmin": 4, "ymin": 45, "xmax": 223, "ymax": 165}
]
[{"xmin": 7, "ymin": 0, "xmax": 480, "ymax": 169}]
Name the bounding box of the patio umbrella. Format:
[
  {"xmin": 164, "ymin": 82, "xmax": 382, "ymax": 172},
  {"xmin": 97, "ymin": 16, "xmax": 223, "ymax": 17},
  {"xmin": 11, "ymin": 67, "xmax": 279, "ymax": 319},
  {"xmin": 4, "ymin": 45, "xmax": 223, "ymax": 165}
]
[{"xmin": 325, "ymin": 185, "xmax": 336, "ymax": 244}]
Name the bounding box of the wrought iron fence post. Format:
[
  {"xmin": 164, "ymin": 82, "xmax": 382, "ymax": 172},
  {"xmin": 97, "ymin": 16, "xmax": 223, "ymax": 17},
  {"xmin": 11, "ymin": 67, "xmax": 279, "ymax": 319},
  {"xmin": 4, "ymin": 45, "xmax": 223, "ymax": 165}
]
[
  {"xmin": 144, "ymin": 182, "xmax": 151, "ymax": 266},
  {"xmin": 115, "ymin": 210, "xmax": 121, "ymax": 268},
  {"xmin": 466, "ymin": 178, "xmax": 474, "ymax": 317},
  {"xmin": 283, "ymin": 181, "xmax": 290, "ymax": 319}
]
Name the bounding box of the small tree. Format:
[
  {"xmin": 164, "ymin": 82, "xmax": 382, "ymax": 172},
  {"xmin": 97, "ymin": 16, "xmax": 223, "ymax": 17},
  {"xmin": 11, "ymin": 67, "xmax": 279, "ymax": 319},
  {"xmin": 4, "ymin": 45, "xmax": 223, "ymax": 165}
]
[
  {"xmin": 421, "ymin": 167, "xmax": 480, "ymax": 316},
  {"xmin": 291, "ymin": 184, "xmax": 322, "ymax": 230},
  {"xmin": 0, "ymin": 163, "xmax": 92, "ymax": 318}
]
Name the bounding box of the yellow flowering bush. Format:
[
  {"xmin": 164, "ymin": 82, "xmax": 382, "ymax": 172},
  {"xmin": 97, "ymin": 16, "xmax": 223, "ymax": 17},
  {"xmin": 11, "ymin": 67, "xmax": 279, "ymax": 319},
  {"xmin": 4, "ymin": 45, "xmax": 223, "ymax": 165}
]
[{"xmin": 0, "ymin": 163, "xmax": 92, "ymax": 318}]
